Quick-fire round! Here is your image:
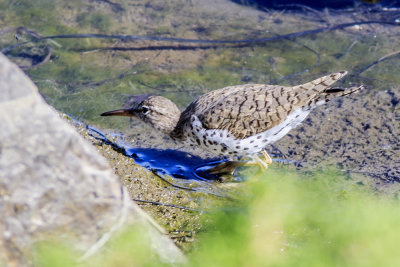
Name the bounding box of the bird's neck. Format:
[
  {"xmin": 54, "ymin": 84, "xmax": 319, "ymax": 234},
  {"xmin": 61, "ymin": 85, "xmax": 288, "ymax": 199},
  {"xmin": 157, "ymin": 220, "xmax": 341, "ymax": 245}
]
[
  {"xmin": 168, "ymin": 108, "xmax": 192, "ymax": 141},
  {"xmin": 156, "ymin": 112, "xmax": 181, "ymax": 137}
]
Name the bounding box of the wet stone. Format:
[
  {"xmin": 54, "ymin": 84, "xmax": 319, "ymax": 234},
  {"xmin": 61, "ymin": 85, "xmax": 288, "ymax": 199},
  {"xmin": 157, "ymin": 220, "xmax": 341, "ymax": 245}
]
[{"xmin": 0, "ymin": 53, "xmax": 184, "ymax": 266}]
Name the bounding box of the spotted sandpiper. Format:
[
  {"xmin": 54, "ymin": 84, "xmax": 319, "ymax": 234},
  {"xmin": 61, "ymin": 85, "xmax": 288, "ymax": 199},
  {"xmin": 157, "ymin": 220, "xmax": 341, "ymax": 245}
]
[{"xmin": 101, "ymin": 71, "xmax": 362, "ymax": 170}]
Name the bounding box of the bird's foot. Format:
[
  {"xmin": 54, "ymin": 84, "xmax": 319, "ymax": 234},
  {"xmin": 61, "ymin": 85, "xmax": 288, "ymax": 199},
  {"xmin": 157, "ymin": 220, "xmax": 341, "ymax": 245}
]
[
  {"xmin": 262, "ymin": 150, "xmax": 273, "ymax": 165},
  {"xmin": 205, "ymin": 150, "xmax": 273, "ymax": 178},
  {"xmin": 245, "ymin": 151, "xmax": 272, "ymax": 171}
]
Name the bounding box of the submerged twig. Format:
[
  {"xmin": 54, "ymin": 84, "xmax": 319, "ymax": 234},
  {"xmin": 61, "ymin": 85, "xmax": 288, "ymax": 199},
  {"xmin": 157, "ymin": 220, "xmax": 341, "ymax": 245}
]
[
  {"xmin": 358, "ymin": 50, "xmax": 400, "ymax": 74},
  {"xmin": 336, "ymin": 40, "xmax": 358, "ymax": 59},
  {"xmin": 2, "ymin": 27, "xmax": 52, "ymax": 70},
  {"xmin": 20, "ymin": 43, "xmax": 52, "ymax": 70},
  {"xmin": 2, "ymin": 20, "xmax": 400, "ymax": 54}
]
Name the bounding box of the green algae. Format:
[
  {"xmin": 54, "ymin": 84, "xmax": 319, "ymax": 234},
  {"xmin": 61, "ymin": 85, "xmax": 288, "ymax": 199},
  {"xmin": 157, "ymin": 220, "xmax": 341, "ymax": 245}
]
[{"xmin": 3, "ymin": 1, "xmax": 398, "ymax": 124}]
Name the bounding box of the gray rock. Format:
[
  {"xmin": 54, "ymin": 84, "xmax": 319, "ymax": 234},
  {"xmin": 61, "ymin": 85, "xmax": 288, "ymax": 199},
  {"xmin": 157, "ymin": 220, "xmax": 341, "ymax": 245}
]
[{"xmin": 0, "ymin": 53, "xmax": 184, "ymax": 265}]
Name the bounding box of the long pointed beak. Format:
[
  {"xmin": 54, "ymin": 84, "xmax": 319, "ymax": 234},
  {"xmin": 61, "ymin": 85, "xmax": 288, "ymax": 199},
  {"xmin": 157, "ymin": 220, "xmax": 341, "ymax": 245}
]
[{"xmin": 100, "ymin": 108, "xmax": 133, "ymax": 117}]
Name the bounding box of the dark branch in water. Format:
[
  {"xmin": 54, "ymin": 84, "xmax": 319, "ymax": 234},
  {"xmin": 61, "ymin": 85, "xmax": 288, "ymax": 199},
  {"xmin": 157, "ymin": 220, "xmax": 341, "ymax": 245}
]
[
  {"xmin": 20, "ymin": 44, "xmax": 52, "ymax": 70},
  {"xmin": 29, "ymin": 20, "xmax": 400, "ymax": 43},
  {"xmin": 2, "ymin": 19, "xmax": 400, "ymax": 54},
  {"xmin": 68, "ymin": 44, "xmax": 247, "ymax": 52},
  {"xmin": 357, "ymin": 50, "xmax": 400, "ymax": 74},
  {"xmin": 3, "ymin": 18, "xmax": 398, "ymax": 74},
  {"xmin": 1, "ymin": 27, "xmax": 53, "ymax": 70}
]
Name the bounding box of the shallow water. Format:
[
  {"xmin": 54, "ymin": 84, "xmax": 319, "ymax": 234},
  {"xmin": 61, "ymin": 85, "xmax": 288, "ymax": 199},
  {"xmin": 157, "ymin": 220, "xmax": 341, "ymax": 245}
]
[{"xmin": 1, "ymin": 0, "xmax": 400, "ymax": 182}]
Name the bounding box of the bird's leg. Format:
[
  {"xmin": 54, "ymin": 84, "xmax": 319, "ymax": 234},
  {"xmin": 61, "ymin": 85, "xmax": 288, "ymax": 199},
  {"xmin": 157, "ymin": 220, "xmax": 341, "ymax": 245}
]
[
  {"xmin": 243, "ymin": 155, "xmax": 269, "ymax": 171},
  {"xmin": 262, "ymin": 150, "xmax": 273, "ymax": 165},
  {"xmin": 242, "ymin": 150, "xmax": 273, "ymax": 171},
  {"xmin": 254, "ymin": 155, "xmax": 269, "ymax": 171},
  {"xmin": 205, "ymin": 152, "xmax": 272, "ymax": 176}
]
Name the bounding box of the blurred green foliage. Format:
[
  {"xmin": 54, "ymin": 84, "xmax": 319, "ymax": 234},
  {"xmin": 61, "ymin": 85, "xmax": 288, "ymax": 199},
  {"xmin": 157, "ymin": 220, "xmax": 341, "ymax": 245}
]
[
  {"xmin": 190, "ymin": 169, "xmax": 400, "ymax": 266},
  {"xmin": 34, "ymin": 168, "xmax": 400, "ymax": 266}
]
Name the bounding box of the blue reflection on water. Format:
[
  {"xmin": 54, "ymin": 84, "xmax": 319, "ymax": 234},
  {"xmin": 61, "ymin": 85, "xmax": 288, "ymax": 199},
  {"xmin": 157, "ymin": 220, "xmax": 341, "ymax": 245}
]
[
  {"xmin": 86, "ymin": 124, "xmax": 301, "ymax": 181},
  {"xmin": 87, "ymin": 124, "xmax": 227, "ymax": 181},
  {"xmin": 127, "ymin": 147, "xmax": 226, "ymax": 181}
]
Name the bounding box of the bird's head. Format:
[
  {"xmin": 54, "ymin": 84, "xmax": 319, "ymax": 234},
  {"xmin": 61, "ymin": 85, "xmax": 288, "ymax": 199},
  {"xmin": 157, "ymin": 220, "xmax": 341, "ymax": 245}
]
[{"xmin": 101, "ymin": 94, "xmax": 181, "ymax": 135}]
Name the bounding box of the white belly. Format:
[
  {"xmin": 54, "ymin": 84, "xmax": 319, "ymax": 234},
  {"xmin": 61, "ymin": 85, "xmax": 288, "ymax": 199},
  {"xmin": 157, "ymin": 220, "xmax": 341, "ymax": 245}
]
[{"xmin": 183, "ymin": 107, "xmax": 312, "ymax": 157}]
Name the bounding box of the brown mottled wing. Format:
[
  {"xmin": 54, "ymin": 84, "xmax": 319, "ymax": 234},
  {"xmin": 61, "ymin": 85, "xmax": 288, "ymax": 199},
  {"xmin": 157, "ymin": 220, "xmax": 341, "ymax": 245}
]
[{"xmin": 192, "ymin": 71, "xmax": 349, "ymax": 139}]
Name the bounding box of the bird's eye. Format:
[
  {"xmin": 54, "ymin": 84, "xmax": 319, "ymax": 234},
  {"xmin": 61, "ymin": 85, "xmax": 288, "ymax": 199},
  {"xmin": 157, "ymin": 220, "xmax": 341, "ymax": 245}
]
[{"xmin": 141, "ymin": 106, "xmax": 150, "ymax": 115}]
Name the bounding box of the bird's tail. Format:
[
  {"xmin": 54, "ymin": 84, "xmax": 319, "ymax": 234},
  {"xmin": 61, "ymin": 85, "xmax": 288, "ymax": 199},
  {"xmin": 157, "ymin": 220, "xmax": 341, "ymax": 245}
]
[
  {"xmin": 324, "ymin": 85, "xmax": 363, "ymax": 98},
  {"xmin": 294, "ymin": 71, "xmax": 348, "ymax": 93},
  {"xmin": 309, "ymin": 85, "xmax": 363, "ymax": 107}
]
